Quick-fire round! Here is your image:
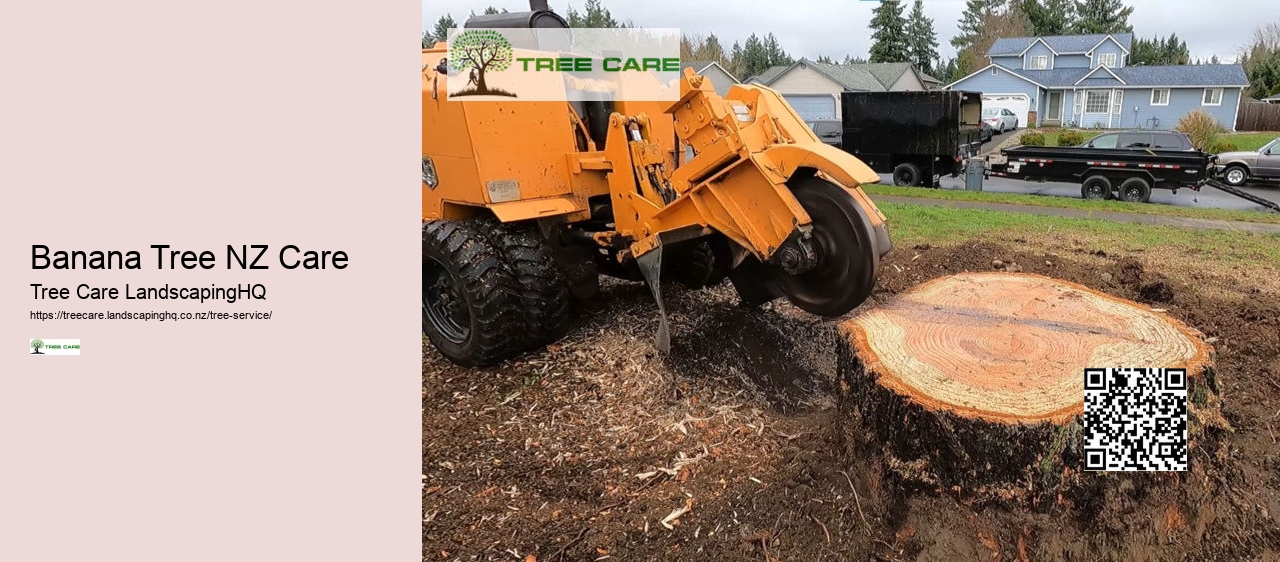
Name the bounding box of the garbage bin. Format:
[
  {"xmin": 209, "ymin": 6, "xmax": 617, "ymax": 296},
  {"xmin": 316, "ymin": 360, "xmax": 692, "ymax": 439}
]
[{"xmin": 964, "ymin": 158, "xmax": 986, "ymax": 191}]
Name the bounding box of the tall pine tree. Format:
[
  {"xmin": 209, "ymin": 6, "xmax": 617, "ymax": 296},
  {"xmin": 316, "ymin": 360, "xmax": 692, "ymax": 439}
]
[
  {"xmin": 905, "ymin": 0, "xmax": 939, "ymax": 74},
  {"xmin": 952, "ymin": 0, "xmax": 1003, "ymax": 51},
  {"xmin": 1019, "ymin": 0, "xmax": 1076, "ymax": 36},
  {"xmin": 868, "ymin": 0, "xmax": 910, "ymax": 63},
  {"xmin": 1073, "ymin": 0, "xmax": 1133, "ymax": 34}
]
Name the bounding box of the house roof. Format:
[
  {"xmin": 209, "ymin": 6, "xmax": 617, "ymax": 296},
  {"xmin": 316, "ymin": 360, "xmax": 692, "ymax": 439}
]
[
  {"xmin": 951, "ymin": 63, "xmax": 1249, "ymax": 89},
  {"xmin": 988, "ymin": 33, "xmax": 1134, "ymax": 57},
  {"xmin": 746, "ymin": 60, "xmax": 931, "ymax": 91},
  {"xmin": 680, "ymin": 60, "xmax": 742, "ymax": 83},
  {"xmin": 746, "ymin": 64, "xmax": 789, "ymax": 84}
]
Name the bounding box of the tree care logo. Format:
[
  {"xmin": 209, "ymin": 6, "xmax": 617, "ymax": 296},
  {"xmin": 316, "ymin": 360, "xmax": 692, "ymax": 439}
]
[
  {"xmin": 30, "ymin": 339, "xmax": 81, "ymax": 355},
  {"xmin": 450, "ymin": 29, "xmax": 515, "ymax": 97},
  {"xmin": 439, "ymin": 28, "xmax": 680, "ymax": 102}
]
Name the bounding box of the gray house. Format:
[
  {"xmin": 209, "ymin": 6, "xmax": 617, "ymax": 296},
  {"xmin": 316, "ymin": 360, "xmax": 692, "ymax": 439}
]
[
  {"xmin": 679, "ymin": 60, "xmax": 740, "ymax": 96},
  {"xmin": 947, "ymin": 33, "xmax": 1249, "ymax": 131},
  {"xmin": 744, "ymin": 59, "xmax": 936, "ymax": 120}
]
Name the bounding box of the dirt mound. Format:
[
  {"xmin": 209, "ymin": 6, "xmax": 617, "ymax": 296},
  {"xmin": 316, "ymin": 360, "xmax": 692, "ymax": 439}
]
[{"xmin": 424, "ymin": 239, "xmax": 1280, "ymax": 562}]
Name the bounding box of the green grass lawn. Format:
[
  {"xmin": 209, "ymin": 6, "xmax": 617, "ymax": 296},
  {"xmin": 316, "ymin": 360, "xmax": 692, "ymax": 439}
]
[
  {"xmin": 1221, "ymin": 132, "xmax": 1279, "ymax": 151},
  {"xmin": 878, "ymin": 200, "xmax": 1280, "ymax": 264},
  {"xmin": 862, "ymin": 183, "xmax": 1280, "ymax": 225}
]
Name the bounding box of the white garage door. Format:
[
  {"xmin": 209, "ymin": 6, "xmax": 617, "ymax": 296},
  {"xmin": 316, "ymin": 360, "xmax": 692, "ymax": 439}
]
[
  {"xmin": 783, "ymin": 94, "xmax": 836, "ymax": 120},
  {"xmin": 982, "ymin": 94, "xmax": 1031, "ymax": 128}
]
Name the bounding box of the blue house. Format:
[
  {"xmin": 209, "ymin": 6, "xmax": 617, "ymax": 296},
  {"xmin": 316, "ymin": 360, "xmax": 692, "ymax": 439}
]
[{"xmin": 946, "ymin": 33, "xmax": 1250, "ymax": 131}]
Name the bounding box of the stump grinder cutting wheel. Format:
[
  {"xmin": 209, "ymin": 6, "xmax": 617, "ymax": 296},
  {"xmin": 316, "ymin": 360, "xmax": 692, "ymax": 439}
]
[{"xmin": 422, "ymin": 1, "xmax": 891, "ymax": 366}]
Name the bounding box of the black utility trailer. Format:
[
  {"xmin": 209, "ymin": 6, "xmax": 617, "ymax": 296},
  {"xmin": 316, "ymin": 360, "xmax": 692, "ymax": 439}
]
[
  {"xmin": 987, "ymin": 145, "xmax": 1216, "ymax": 203},
  {"xmin": 840, "ymin": 90, "xmax": 984, "ymax": 187}
]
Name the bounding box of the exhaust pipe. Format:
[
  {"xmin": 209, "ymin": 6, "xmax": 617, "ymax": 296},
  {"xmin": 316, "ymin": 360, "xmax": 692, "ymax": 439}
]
[{"xmin": 530, "ymin": 0, "xmax": 549, "ymax": 11}]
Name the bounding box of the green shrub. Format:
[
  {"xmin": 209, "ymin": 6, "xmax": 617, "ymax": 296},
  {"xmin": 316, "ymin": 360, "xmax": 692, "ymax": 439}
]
[
  {"xmin": 1021, "ymin": 131, "xmax": 1046, "ymax": 146},
  {"xmin": 1057, "ymin": 130, "xmax": 1085, "ymax": 146},
  {"xmin": 1207, "ymin": 141, "xmax": 1240, "ymax": 154},
  {"xmin": 1175, "ymin": 110, "xmax": 1227, "ymax": 150}
]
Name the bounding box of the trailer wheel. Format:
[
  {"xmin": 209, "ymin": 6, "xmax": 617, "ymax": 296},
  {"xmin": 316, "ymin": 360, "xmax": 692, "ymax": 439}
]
[
  {"xmin": 1118, "ymin": 177, "xmax": 1152, "ymax": 204},
  {"xmin": 1081, "ymin": 175, "xmax": 1112, "ymax": 200},
  {"xmin": 893, "ymin": 163, "xmax": 922, "ymax": 187},
  {"xmin": 483, "ymin": 221, "xmax": 573, "ymax": 348},
  {"xmin": 423, "ymin": 220, "xmax": 525, "ymax": 367}
]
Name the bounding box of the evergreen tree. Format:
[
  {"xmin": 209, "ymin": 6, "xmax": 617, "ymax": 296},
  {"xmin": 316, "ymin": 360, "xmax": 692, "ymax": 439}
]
[
  {"xmin": 1129, "ymin": 34, "xmax": 1189, "ymax": 66},
  {"xmin": 1073, "ymin": 0, "xmax": 1133, "ymax": 34},
  {"xmin": 952, "ymin": 0, "xmax": 1003, "ymax": 52},
  {"xmin": 566, "ymin": 0, "xmax": 618, "ymax": 28},
  {"xmin": 868, "ymin": 0, "xmax": 910, "ymax": 63},
  {"xmin": 763, "ymin": 33, "xmax": 793, "ymax": 66},
  {"xmin": 739, "ymin": 34, "xmax": 773, "ymax": 80},
  {"xmin": 843, "ymin": 54, "xmax": 869, "ymax": 65},
  {"xmin": 728, "ymin": 41, "xmax": 745, "ymax": 78},
  {"xmin": 1018, "ymin": 0, "xmax": 1076, "ymax": 36},
  {"xmin": 816, "ymin": 55, "xmax": 835, "ymax": 64},
  {"xmin": 696, "ymin": 34, "xmax": 727, "ymax": 65},
  {"xmin": 905, "ymin": 0, "xmax": 939, "ymax": 74},
  {"xmin": 431, "ymin": 14, "xmax": 457, "ymax": 45}
]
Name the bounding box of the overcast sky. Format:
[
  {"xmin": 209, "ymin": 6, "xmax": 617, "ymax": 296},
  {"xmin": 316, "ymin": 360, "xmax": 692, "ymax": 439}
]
[{"xmin": 423, "ymin": 0, "xmax": 1279, "ymax": 65}]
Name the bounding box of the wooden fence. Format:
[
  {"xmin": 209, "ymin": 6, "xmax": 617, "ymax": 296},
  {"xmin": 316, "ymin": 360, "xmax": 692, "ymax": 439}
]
[{"xmin": 1236, "ymin": 101, "xmax": 1280, "ymax": 131}]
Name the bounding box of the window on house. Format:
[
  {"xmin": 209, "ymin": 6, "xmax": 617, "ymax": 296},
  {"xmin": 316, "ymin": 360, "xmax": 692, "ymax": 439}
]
[
  {"xmin": 1203, "ymin": 88, "xmax": 1223, "ymax": 106},
  {"xmin": 1097, "ymin": 53, "xmax": 1117, "ymax": 68},
  {"xmin": 1029, "ymin": 55, "xmax": 1048, "ymax": 70},
  {"xmin": 1085, "ymin": 90, "xmax": 1111, "ymax": 113},
  {"xmin": 1113, "ymin": 90, "xmax": 1123, "ymax": 114},
  {"xmin": 1150, "ymin": 89, "xmax": 1170, "ymax": 106}
]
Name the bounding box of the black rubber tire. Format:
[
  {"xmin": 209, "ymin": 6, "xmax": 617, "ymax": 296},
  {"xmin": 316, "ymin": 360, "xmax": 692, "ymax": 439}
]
[
  {"xmin": 1118, "ymin": 177, "xmax": 1152, "ymax": 204},
  {"xmin": 893, "ymin": 162, "xmax": 922, "ymax": 187},
  {"xmin": 481, "ymin": 221, "xmax": 572, "ymax": 347},
  {"xmin": 663, "ymin": 240, "xmax": 728, "ymax": 290},
  {"xmin": 1223, "ymin": 165, "xmax": 1250, "ymax": 187},
  {"xmin": 1081, "ymin": 175, "xmax": 1112, "ymax": 200},
  {"xmin": 423, "ymin": 220, "xmax": 525, "ymax": 367},
  {"xmin": 775, "ymin": 176, "xmax": 880, "ymax": 317}
]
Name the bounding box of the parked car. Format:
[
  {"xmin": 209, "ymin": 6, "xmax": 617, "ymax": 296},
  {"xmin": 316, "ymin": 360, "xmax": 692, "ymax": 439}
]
[
  {"xmin": 982, "ymin": 107, "xmax": 1018, "ymax": 133},
  {"xmin": 980, "ymin": 121, "xmax": 994, "ymax": 143},
  {"xmin": 1078, "ymin": 130, "xmax": 1194, "ymax": 151},
  {"xmin": 1215, "ymin": 137, "xmax": 1280, "ymax": 186},
  {"xmin": 805, "ymin": 119, "xmax": 842, "ymax": 148}
]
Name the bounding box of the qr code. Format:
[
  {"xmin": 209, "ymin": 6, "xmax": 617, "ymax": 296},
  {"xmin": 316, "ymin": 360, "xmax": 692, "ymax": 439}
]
[{"xmin": 1084, "ymin": 368, "xmax": 1188, "ymax": 471}]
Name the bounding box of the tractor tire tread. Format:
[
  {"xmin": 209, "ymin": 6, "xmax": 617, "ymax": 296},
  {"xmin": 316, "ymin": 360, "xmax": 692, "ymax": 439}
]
[
  {"xmin": 423, "ymin": 220, "xmax": 526, "ymax": 367},
  {"xmin": 481, "ymin": 221, "xmax": 573, "ymax": 347}
]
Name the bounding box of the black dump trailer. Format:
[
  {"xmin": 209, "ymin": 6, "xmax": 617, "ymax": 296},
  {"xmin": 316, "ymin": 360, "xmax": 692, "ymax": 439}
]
[
  {"xmin": 840, "ymin": 90, "xmax": 984, "ymax": 187},
  {"xmin": 986, "ymin": 146, "xmax": 1216, "ymax": 203}
]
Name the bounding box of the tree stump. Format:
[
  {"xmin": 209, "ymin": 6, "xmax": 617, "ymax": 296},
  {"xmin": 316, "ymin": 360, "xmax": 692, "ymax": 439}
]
[{"xmin": 837, "ymin": 272, "xmax": 1220, "ymax": 506}]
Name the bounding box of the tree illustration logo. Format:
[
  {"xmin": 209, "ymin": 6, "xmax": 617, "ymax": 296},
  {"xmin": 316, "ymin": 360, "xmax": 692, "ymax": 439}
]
[
  {"xmin": 450, "ymin": 29, "xmax": 517, "ymax": 97},
  {"xmin": 30, "ymin": 339, "xmax": 45, "ymax": 354}
]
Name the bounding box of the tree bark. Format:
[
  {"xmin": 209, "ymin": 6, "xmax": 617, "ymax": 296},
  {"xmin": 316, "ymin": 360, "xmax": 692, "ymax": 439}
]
[{"xmin": 836, "ymin": 272, "xmax": 1220, "ymax": 507}]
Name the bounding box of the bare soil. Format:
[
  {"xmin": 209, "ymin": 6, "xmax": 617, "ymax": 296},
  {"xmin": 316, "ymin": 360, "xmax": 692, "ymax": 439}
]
[{"xmin": 424, "ymin": 237, "xmax": 1280, "ymax": 561}]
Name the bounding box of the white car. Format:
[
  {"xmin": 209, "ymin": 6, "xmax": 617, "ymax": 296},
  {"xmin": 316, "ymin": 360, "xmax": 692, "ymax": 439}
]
[{"xmin": 982, "ymin": 107, "xmax": 1018, "ymax": 133}]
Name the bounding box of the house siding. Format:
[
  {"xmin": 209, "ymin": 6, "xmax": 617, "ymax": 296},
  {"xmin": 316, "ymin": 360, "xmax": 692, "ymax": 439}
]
[
  {"xmin": 769, "ymin": 66, "xmax": 843, "ymax": 115},
  {"xmin": 1119, "ymin": 87, "xmax": 1242, "ymax": 131},
  {"xmin": 888, "ymin": 71, "xmax": 924, "ymax": 92},
  {"xmin": 1054, "ymin": 54, "xmax": 1090, "ymax": 68},
  {"xmin": 992, "ymin": 55, "xmax": 1022, "ymax": 70},
  {"xmin": 950, "ymin": 67, "xmax": 1042, "ymax": 102},
  {"xmin": 1090, "ymin": 39, "xmax": 1126, "ymax": 68},
  {"xmin": 1023, "ymin": 42, "xmax": 1055, "ymax": 70},
  {"xmin": 699, "ymin": 66, "xmax": 738, "ymax": 96},
  {"xmin": 1077, "ymin": 76, "xmax": 1124, "ymax": 88}
]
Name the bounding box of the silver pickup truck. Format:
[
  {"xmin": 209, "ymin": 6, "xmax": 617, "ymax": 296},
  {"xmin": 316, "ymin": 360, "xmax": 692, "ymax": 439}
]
[{"xmin": 1216, "ymin": 137, "xmax": 1280, "ymax": 186}]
